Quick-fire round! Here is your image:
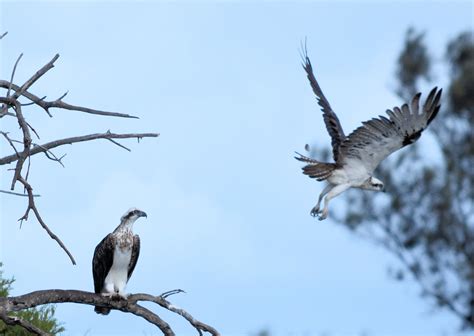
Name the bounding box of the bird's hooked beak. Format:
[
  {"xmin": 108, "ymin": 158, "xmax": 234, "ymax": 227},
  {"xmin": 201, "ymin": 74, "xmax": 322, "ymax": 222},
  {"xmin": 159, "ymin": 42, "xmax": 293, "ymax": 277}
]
[
  {"xmin": 382, "ymin": 187, "xmax": 386, "ymax": 193},
  {"xmin": 138, "ymin": 210, "xmax": 147, "ymax": 218}
]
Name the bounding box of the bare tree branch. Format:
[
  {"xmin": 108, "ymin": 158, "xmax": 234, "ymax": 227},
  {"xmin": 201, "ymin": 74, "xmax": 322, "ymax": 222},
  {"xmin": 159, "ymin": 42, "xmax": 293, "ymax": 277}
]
[
  {"xmin": 0, "ymin": 32, "xmax": 7, "ymax": 39},
  {"xmin": 10, "ymin": 54, "xmax": 60, "ymax": 102},
  {"xmin": 0, "ymin": 80, "xmax": 139, "ymax": 119},
  {"xmin": 0, "ymin": 132, "xmax": 159, "ymax": 165},
  {"xmin": 0, "ymin": 98, "xmax": 32, "ymax": 190},
  {"xmin": 131, "ymin": 293, "xmax": 221, "ymax": 336},
  {"xmin": 0, "ymin": 289, "xmax": 221, "ymax": 336},
  {"xmin": 0, "ymin": 131, "xmax": 20, "ymax": 158},
  {"xmin": 16, "ymin": 176, "xmax": 77, "ymax": 265},
  {"xmin": 0, "ymin": 189, "xmax": 40, "ymax": 197},
  {"xmin": 7, "ymin": 54, "xmax": 23, "ymax": 98}
]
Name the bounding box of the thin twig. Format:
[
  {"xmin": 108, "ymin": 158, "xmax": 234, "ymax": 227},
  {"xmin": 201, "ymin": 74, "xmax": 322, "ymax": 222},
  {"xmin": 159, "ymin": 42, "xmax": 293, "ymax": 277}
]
[
  {"xmin": 7, "ymin": 53, "xmax": 23, "ymax": 98},
  {"xmin": 0, "ymin": 32, "xmax": 7, "ymax": 39},
  {"xmin": 32, "ymin": 143, "xmax": 65, "ymax": 167},
  {"xmin": 0, "ymin": 131, "xmax": 20, "ymax": 158},
  {"xmin": 0, "ymin": 189, "xmax": 40, "ymax": 197},
  {"xmin": 57, "ymin": 91, "xmax": 68, "ymax": 100},
  {"xmin": 21, "ymin": 95, "xmax": 46, "ymax": 106},
  {"xmin": 106, "ymin": 138, "xmax": 131, "ymax": 151}
]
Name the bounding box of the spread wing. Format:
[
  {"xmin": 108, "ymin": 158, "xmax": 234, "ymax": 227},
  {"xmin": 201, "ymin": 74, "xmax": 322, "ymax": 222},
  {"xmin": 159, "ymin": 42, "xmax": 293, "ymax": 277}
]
[
  {"xmin": 339, "ymin": 87, "xmax": 442, "ymax": 173},
  {"xmin": 92, "ymin": 233, "xmax": 115, "ymax": 293},
  {"xmin": 127, "ymin": 235, "xmax": 140, "ymax": 281},
  {"xmin": 302, "ymin": 48, "xmax": 346, "ymax": 161}
]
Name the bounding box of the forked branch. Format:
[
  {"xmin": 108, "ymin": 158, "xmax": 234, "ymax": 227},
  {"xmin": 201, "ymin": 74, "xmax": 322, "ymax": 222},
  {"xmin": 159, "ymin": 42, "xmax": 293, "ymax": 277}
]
[
  {"xmin": 0, "ymin": 131, "xmax": 159, "ymax": 165},
  {"xmin": 0, "ymin": 289, "xmax": 220, "ymax": 336}
]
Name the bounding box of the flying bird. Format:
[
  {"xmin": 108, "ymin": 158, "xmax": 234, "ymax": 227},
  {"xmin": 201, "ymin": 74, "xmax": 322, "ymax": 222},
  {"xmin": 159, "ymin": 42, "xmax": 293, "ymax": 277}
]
[
  {"xmin": 296, "ymin": 51, "xmax": 442, "ymax": 220},
  {"xmin": 92, "ymin": 208, "xmax": 147, "ymax": 315}
]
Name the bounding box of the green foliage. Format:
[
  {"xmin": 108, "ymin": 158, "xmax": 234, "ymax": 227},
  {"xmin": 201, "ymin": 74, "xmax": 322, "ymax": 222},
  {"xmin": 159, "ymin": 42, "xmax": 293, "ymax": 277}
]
[
  {"xmin": 0, "ymin": 263, "xmax": 64, "ymax": 335},
  {"xmin": 335, "ymin": 28, "xmax": 474, "ymax": 329}
]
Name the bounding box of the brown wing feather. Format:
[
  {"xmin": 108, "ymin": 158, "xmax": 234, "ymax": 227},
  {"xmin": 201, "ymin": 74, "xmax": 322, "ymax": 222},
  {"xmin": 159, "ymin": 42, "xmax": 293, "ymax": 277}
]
[
  {"xmin": 295, "ymin": 152, "xmax": 338, "ymax": 181},
  {"xmin": 92, "ymin": 233, "xmax": 115, "ymax": 293},
  {"xmin": 127, "ymin": 235, "xmax": 140, "ymax": 281},
  {"xmin": 92, "ymin": 233, "xmax": 115, "ymax": 315},
  {"xmin": 301, "ymin": 47, "xmax": 346, "ymax": 161}
]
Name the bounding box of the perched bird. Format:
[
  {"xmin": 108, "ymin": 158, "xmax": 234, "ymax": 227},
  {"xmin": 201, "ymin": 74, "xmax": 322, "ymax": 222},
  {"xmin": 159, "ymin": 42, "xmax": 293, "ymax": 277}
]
[
  {"xmin": 296, "ymin": 51, "xmax": 442, "ymax": 220},
  {"xmin": 92, "ymin": 208, "xmax": 147, "ymax": 315}
]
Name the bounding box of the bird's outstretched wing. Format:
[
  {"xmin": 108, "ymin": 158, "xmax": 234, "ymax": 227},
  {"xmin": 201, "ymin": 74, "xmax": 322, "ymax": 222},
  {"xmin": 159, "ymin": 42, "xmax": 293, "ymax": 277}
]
[
  {"xmin": 339, "ymin": 87, "xmax": 442, "ymax": 173},
  {"xmin": 127, "ymin": 235, "xmax": 140, "ymax": 281},
  {"xmin": 301, "ymin": 47, "xmax": 346, "ymax": 161},
  {"xmin": 92, "ymin": 233, "xmax": 115, "ymax": 294}
]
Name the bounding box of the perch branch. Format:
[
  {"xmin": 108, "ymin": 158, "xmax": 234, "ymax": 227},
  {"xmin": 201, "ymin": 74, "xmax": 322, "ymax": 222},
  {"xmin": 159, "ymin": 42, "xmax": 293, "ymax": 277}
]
[{"xmin": 0, "ymin": 289, "xmax": 220, "ymax": 336}]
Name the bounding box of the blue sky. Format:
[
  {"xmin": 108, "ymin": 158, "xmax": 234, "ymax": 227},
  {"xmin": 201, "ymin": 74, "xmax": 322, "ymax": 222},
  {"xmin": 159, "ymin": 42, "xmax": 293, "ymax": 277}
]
[{"xmin": 0, "ymin": 1, "xmax": 472, "ymax": 335}]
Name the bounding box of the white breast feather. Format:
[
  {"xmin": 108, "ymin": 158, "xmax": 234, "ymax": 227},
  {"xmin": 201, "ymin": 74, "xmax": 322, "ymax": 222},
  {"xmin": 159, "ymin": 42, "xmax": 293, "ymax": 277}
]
[{"xmin": 103, "ymin": 247, "xmax": 132, "ymax": 295}]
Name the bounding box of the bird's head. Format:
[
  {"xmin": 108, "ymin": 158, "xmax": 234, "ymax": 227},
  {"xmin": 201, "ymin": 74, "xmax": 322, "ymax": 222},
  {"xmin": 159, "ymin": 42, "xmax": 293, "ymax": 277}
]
[
  {"xmin": 121, "ymin": 207, "xmax": 148, "ymax": 223},
  {"xmin": 365, "ymin": 177, "xmax": 385, "ymax": 192}
]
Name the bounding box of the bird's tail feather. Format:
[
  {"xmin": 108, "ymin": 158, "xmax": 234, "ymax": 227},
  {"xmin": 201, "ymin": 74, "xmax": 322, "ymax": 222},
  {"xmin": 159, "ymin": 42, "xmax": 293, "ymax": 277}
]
[
  {"xmin": 94, "ymin": 306, "xmax": 111, "ymax": 315},
  {"xmin": 295, "ymin": 152, "xmax": 336, "ymax": 181}
]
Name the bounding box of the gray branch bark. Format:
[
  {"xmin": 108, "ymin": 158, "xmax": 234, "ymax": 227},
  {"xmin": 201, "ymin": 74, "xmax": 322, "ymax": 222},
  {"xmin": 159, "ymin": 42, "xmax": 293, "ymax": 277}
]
[
  {"xmin": 0, "ymin": 289, "xmax": 220, "ymax": 336},
  {"xmin": 0, "ymin": 131, "xmax": 159, "ymax": 165}
]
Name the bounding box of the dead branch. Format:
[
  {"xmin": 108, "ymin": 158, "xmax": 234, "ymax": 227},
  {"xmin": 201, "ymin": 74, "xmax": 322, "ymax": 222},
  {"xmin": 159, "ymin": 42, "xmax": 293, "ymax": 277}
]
[
  {"xmin": 0, "ymin": 98, "xmax": 32, "ymax": 190},
  {"xmin": 1, "ymin": 51, "xmax": 159, "ymax": 264},
  {"xmin": 131, "ymin": 293, "xmax": 221, "ymax": 336},
  {"xmin": 7, "ymin": 53, "xmax": 23, "ymax": 98},
  {"xmin": 0, "ymin": 189, "xmax": 40, "ymax": 197},
  {"xmin": 0, "ymin": 80, "xmax": 138, "ymax": 119},
  {"xmin": 0, "ymin": 131, "xmax": 20, "ymax": 158},
  {"xmin": 0, "ymin": 289, "xmax": 221, "ymax": 336},
  {"xmin": 10, "ymin": 54, "xmax": 60, "ymax": 102},
  {"xmin": 16, "ymin": 176, "xmax": 77, "ymax": 265},
  {"xmin": 0, "ymin": 132, "xmax": 159, "ymax": 165}
]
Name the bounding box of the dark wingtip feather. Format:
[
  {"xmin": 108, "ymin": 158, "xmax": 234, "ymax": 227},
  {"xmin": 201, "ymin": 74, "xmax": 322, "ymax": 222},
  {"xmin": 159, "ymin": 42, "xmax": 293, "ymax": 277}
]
[
  {"xmin": 427, "ymin": 104, "xmax": 441, "ymax": 125},
  {"xmin": 424, "ymin": 87, "xmax": 438, "ymax": 109},
  {"xmin": 427, "ymin": 87, "xmax": 442, "ymax": 125}
]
